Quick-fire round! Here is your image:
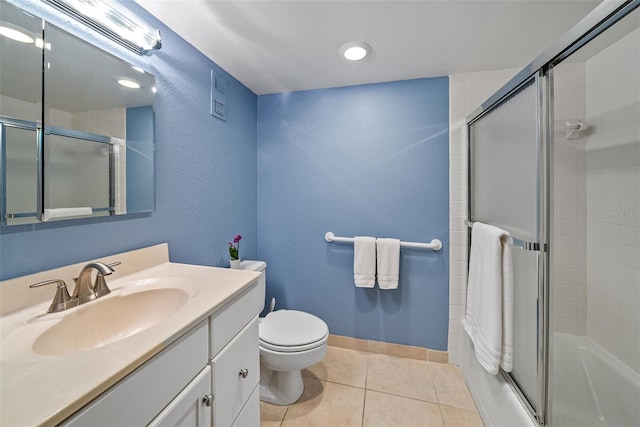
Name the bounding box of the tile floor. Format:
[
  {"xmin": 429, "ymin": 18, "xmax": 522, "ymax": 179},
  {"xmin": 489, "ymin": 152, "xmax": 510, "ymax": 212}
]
[{"xmin": 260, "ymin": 346, "xmax": 484, "ymax": 427}]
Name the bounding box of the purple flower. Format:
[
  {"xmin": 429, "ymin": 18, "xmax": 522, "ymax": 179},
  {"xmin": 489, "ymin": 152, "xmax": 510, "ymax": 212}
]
[{"xmin": 229, "ymin": 234, "xmax": 241, "ymax": 260}]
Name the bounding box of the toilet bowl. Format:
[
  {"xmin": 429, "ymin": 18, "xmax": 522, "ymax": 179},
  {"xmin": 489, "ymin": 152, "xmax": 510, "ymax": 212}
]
[{"xmin": 240, "ymin": 261, "xmax": 329, "ymax": 405}]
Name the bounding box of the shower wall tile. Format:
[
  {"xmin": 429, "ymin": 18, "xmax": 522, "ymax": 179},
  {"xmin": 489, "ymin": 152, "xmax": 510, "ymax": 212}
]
[
  {"xmin": 552, "ymin": 60, "xmax": 587, "ymax": 336},
  {"xmin": 448, "ymin": 67, "xmax": 520, "ymax": 365},
  {"xmin": 583, "ymin": 26, "xmax": 640, "ymax": 373}
]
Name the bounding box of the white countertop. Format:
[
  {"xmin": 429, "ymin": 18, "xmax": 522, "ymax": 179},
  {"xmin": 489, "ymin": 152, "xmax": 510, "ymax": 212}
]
[{"xmin": 0, "ymin": 245, "xmax": 260, "ymax": 426}]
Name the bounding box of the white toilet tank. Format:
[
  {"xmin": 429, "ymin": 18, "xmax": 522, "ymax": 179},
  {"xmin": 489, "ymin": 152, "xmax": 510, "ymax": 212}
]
[{"xmin": 239, "ymin": 260, "xmax": 267, "ymax": 311}]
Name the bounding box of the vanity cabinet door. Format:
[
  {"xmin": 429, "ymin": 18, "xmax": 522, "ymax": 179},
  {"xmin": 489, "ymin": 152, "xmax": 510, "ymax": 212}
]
[
  {"xmin": 231, "ymin": 385, "xmax": 260, "ymax": 427},
  {"xmin": 149, "ymin": 366, "xmax": 212, "ymax": 427},
  {"xmin": 211, "ymin": 318, "xmax": 259, "ymax": 427}
]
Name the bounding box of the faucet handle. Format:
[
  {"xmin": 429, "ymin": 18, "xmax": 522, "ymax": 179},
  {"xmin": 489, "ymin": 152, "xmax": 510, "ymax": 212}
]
[
  {"xmin": 30, "ymin": 279, "xmax": 78, "ymax": 313},
  {"xmin": 94, "ymin": 261, "xmax": 120, "ymax": 297}
]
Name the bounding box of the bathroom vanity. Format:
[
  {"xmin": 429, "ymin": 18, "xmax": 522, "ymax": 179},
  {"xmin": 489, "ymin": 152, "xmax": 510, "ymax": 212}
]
[{"xmin": 0, "ymin": 244, "xmax": 262, "ymax": 426}]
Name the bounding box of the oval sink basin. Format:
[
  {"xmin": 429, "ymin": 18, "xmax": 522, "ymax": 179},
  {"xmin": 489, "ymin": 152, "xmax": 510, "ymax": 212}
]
[{"xmin": 33, "ymin": 288, "xmax": 189, "ymax": 356}]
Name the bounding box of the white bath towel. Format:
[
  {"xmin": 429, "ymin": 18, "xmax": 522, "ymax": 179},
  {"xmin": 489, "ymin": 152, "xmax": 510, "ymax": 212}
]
[
  {"xmin": 43, "ymin": 207, "xmax": 93, "ymax": 222},
  {"xmin": 463, "ymin": 222, "xmax": 513, "ymax": 375},
  {"xmin": 376, "ymin": 238, "xmax": 401, "ymax": 289},
  {"xmin": 354, "ymin": 236, "xmax": 376, "ymax": 288}
]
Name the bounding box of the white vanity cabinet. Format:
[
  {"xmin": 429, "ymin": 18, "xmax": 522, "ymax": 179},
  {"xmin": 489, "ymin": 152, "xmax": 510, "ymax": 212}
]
[
  {"xmin": 60, "ymin": 280, "xmax": 262, "ymax": 427},
  {"xmin": 209, "ymin": 282, "xmax": 262, "ymax": 427}
]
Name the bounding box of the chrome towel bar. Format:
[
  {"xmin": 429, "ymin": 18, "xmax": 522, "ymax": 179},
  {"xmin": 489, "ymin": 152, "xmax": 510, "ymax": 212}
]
[
  {"xmin": 324, "ymin": 232, "xmax": 443, "ymax": 251},
  {"xmin": 465, "ymin": 220, "xmax": 541, "ymax": 252}
]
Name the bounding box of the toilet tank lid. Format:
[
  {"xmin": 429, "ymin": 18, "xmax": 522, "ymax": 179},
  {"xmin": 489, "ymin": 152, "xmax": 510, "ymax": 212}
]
[{"xmin": 240, "ymin": 260, "xmax": 266, "ymax": 272}]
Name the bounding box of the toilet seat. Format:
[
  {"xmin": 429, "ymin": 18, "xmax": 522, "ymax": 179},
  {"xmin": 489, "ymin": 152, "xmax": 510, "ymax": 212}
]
[{"xmin": 259, "ymin": 310, "xmax": 329, "ymax": 353}]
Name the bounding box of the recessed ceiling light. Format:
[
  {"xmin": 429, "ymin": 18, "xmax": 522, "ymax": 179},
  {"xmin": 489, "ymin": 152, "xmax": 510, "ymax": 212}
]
[
  {"xmin": 339, "ymin": 42, "xmax": 371, "ymax": 61},
  {"xmin": 131, "ymin": 65, "xmax": 145, "ymax": 73},
  {"xmin": 117, "ymin": 79, "xmax": 141, "ymax": 89},
  {"xmin": 0, "ymin": 24, "xmax": 35, "ymax": 44}
]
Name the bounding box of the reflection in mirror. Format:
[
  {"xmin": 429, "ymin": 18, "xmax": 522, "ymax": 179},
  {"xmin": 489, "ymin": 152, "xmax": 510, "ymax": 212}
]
[
  {"xmin": 43, "ymin": 22, "xmax": 156, "ymax": 222},
  {"xmin": 44, "ymin": 131, "xmax": 112, "ymax": 220},
  {"xmin": 0, "ymin": 1, "xmax": 42, "ymax": 122},
  {"xmin": 0, "ymin": 0, "xmax": 157, "ymax": 226},
  {"xmin": 0, "ymin": 1, "xmax": 43, "ymax": 225},
  {"xmin": 2, "ymin": 121, "xmax": 39, "ymax": 225}
]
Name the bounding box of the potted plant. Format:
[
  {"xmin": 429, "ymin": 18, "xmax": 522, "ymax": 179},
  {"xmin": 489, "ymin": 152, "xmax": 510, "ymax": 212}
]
[{"xmin": 228, "ymin": 234, "xmax": 242, "ymax": 269}]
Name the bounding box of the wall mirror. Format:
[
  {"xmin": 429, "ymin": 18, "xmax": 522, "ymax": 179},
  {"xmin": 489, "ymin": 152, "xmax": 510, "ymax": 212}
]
[{"xmin": 0, "ymin": 0, "xmax": 156, "ymax": 225}]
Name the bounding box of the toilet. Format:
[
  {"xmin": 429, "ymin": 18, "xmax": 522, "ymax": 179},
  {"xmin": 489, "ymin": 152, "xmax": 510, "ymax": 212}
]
[{"xmin": 241, "ymin": 261, "xmax": 329, "ymax": 405}]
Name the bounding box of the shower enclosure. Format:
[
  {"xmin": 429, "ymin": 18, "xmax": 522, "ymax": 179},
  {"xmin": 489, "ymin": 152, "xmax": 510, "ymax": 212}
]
[{"xmin": 463, "ymin": 1, "xmax": 639, "ymax": 425}]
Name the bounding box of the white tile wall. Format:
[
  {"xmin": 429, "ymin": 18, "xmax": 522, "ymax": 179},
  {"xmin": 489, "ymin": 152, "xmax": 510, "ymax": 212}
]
[
  {"xmin": 552, "ymin": 61, "xmax": 588, "ymax": 336},
  {"xmin": 583, "ymin": 26, "xmax": 640, "ymax": 373},
  {"xmin": 448, "ymin": 68, "xmax": 520, "ymax": 366}
]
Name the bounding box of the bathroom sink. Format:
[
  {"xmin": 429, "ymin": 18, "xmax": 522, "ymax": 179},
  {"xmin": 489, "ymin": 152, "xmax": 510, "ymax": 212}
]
[{"xmin": 32, "ymin": 288, "xmax": 189, "ymax": 356}]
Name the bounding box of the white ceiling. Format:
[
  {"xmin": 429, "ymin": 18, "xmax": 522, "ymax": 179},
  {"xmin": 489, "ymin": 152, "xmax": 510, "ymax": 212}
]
[{"xmin": 135, "ymin": 0, "xmax": 601, "ymax": 95}]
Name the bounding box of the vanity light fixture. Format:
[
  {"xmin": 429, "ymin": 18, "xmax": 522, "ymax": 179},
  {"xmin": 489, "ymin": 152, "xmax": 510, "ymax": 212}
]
[
  {"xmin": 0, "ymin": 22, "xmax": 35, "ymax": 44},
  {"xmin": 117, "ymin": 78, "xmax": 141, "ymax": 89},
  {"xmin": 42, "ymin": 0, "xmax": 162, "ymax": 55},
  {"xmin": 339, "ymin": 41, "xmax": 371, "ymax": 61}
]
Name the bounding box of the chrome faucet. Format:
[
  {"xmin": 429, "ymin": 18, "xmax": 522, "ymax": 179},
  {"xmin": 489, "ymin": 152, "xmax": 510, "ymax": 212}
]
[
  {"xmin": 72, "ymin": 262, "xmax": 116, "ymax": 305},
  {"xmin": 31, "ymin": 261, "xmax": 121, "ymax": 313}
]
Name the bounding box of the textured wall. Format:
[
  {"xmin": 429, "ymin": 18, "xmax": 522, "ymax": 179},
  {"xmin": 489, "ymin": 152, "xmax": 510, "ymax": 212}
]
[
  {"xmin": 0, "ymin": 0, "xmax": 258, "ymax": 279},
  {"xmin": 257, "ymin": 78, "xmax": 450, "ymax": 350}
]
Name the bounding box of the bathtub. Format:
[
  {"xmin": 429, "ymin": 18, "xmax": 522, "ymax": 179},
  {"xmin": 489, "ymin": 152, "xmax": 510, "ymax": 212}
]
[
  {"xmin": 551, "ymin": 333, "xmax": 640, "ymax": 427},
  {"xmin": 459, "ymin": 321, "xmax": 537, "ymax": 427}
]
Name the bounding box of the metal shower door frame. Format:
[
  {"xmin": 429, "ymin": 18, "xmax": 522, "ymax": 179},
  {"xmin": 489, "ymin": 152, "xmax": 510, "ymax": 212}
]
[{"xmin": 466, "ymin": 71, "xmax": 549, "ymax": 425}]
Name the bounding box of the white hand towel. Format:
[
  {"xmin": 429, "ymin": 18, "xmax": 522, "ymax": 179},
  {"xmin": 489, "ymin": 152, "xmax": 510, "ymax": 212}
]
[
  {"xmin": 376, "ymin": 238, "xmax": 401, "ymax": 289},
  {"xmin": 354, "ymin": 236, "xmax": 376, "ymax": 288},
  {"xmin": 463, "ymin": 222, "xmax": 513, "ymax": 375}
]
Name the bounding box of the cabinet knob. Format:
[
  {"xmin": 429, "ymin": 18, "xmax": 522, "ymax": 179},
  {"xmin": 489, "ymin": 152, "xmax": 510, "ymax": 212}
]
[
  {"xmin": 239, "ymin": 369, "xmax": 248, "ymax": 379},
  {"xmin": 202, "ymin": 394, "xmax": 214, "ymax": 407}
]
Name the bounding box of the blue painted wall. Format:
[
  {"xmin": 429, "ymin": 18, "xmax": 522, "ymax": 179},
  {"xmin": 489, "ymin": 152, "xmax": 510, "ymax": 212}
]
[
  {"xmin": 257, "ymin": 78, "xmax": 450, "ymax": 350},
  {"xmin": 0, "ymin": 1, "xmax": 258, "ymax": 279}
]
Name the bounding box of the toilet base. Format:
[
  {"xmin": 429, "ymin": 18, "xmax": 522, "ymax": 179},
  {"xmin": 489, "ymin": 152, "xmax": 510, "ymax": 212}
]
[{"xmin": 259, "ymin": 363, "xmax": 304, "ymax": 405}]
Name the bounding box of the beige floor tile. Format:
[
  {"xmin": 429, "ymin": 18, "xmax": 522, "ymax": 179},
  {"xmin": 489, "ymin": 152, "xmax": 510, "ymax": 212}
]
[
  {"xmin": 303, "ymin": 346, "xmax": 369, "ymax": 388},
  {"xmin": 440, "ymin": 404, "xmax": 484, "ymax": 427},
  {"xmin": 281, "ymin": 378, "xmax": 364, "ymax": 427},
  {"xmin": 366, "ymin": 353, "xmax": 437, "ymax": 402},
  {"xmin": 429, "ymin": 363, "xmax": 476, "ymax": 410},
  {"xmin": 363, "ymin": 390, "xmax": 444, "ymax": 427},
  {"xmin": 260, "ymin": 401, "xmax": 288, "ymax": 427}
]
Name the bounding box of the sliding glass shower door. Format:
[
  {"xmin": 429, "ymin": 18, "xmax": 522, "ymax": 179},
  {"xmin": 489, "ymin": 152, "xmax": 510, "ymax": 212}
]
[{"xmin": 468, "ymin": 76, "xmax": 548, "ymax": 422}]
